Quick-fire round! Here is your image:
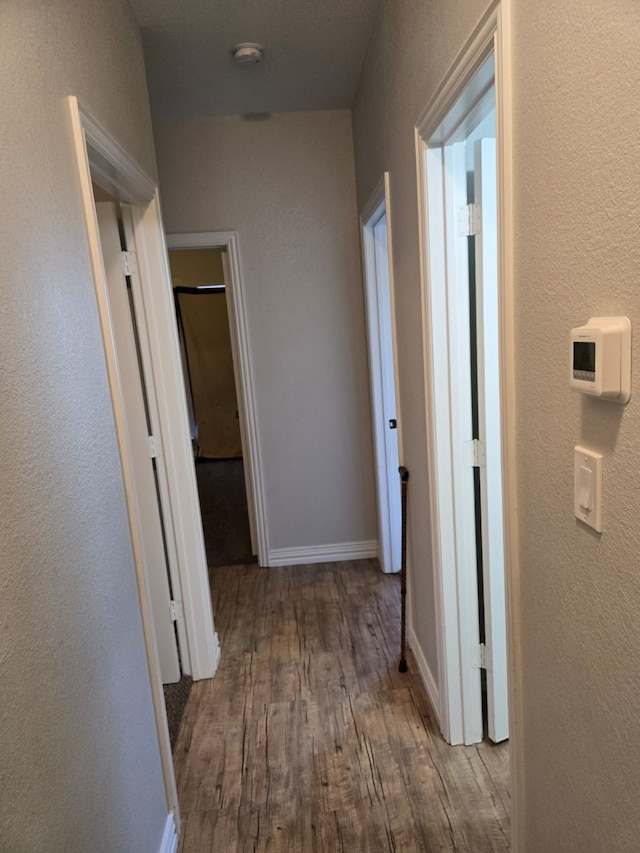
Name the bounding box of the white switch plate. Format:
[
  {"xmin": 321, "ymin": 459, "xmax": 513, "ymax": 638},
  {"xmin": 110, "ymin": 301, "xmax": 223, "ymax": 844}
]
[{"xmin": 574, "ymin": 445, "xmax": 603, "ymax": 532}]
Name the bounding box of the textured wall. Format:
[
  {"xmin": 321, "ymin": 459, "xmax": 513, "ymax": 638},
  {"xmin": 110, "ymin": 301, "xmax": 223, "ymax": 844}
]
[
  {"xmin": 0, "ymin": 1, "xmax": 167, "ymax": 851},
  {"xmin": 352, "ymin": 0, "xmax": 489, "ymax": 682},
  {"xmin": 354, "ymin": 0, "xmax": 640, "ymax": 850},
  {"xmin": 154, "ymin": 110, "xmax": 376, "ymax": 553},
  {"xmin": 513, "ymin": 1, "xmax": 640, "ymax": 849}
]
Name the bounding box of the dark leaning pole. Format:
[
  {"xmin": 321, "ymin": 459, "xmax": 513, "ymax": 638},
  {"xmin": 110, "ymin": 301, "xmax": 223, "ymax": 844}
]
[{"xmin": 398, "ymin": 466, "xmax": 409, "ymax": 673}]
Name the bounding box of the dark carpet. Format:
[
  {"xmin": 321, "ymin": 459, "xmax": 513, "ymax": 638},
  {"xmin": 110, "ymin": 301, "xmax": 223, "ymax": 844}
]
[
  {"xmin": 164, "ymin": 675, "xmax": 193, "ymax": 749},
  {"xmin": 194, "ymin": 457, "xmax": 255, "ymax": 568}
]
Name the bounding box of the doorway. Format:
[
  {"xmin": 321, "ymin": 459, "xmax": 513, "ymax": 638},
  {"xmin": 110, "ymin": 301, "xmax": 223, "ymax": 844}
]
[
  {"xmin": 70, "ymin": 96, "xmax": 222, "ymax": 839},
  {"xmin": 167, "ymin": 232, "xmax": 269, "ymax": 569},
  {"xmin": 360, "ymin": 173, "xmax": 403, "ymax": 574},
  {"xmin": 417, "ymin": 52, "xmax": 510, "ymax": 747},
  {"xmin": 169, "ymin": 249, "xmax": 254, "ymax": 568}
]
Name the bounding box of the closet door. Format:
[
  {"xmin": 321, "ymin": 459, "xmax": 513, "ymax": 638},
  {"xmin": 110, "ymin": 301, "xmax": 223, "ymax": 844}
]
[{"xmin": 96, "ymin": 202, "xmax": 180, "ymax": 684}]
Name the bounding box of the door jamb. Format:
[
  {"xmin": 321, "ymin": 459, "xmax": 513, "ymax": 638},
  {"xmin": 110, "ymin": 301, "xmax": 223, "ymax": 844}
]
[
  {"xmin": 68, "ymin": 95, "xmax": 223, "ymax": 831},
  {"xmin": 360, "ymin": 173, "xmax": 404, "ymax": 574},
  {"xmin": 167, "ymin": 232, "xmax": 268, "ymax": 568},
  {"xmin": 414, "ymin": 1, "xmax": 522, "ymax": 848}
]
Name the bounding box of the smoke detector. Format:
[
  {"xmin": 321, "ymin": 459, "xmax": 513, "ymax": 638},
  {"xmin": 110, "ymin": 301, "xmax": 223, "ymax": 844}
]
[{"xmin": 233, "ymin": 43, "xmax": 264, "ymax": 66}]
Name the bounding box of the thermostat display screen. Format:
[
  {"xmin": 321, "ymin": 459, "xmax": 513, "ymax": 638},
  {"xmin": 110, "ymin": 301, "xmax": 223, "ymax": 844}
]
[{"xmin": 573, "ymin": 341, "xmax": 596, "ymax": 373}]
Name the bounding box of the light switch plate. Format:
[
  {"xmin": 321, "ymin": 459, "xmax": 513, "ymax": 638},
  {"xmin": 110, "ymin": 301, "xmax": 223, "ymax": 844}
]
[{"xmin": 574, "ymin": 445, "xmax": 603, "ymax": 532}]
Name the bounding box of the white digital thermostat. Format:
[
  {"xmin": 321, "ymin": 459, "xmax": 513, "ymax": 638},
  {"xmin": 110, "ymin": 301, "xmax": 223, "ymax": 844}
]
[{"xmin": 570, "ymin": 316, "xmax": 631, "ymax": 403}]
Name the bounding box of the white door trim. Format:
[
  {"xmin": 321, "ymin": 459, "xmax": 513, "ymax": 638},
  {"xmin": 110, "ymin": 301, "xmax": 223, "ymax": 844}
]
[
  {"xmin": 360, "ymin": 173, "xmax": 403, "ymax": 574},
  {"xmin": 69, "ymin": 96, "xmax": 225, "ymax": 828},
  {"xmin": 69, "ymin": 102, "xmax": 220, "ymax": 684},
  {"xmin": 124, "ymin": 202, "xmax": 221, "ymax": 681},
  {"xmin": 120, "ymin": 204, "xmax": 191, "ymax": 678},
  {"xmin": 414, "ymin": 1, "xmax": 522, "ymax": 847},
  {"xmin": 167, "ymin": 231, "xmax": 268, "ymax": 568},
  {"xmin": 68, "ymin": 94, "xmax": 180, "ymax": 825}
]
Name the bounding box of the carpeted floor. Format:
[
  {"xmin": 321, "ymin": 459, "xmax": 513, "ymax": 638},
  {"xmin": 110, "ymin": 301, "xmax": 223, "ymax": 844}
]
[
  {"xmin": 195, "ymin": 457, "xmax": 255, "ymax": 568},
  {"xmin": 164, "ymin": 456, "xmax": 254, "ymax": 747},
  {"xmin": 164, "ymin": 675, "xmax": 194, "ymax": 748}
]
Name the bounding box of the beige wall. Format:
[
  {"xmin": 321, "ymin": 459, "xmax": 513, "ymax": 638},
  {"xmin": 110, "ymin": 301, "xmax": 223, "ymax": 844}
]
[
  {"xmin": 512, "ymin": 1, "xmax": 640, "ymax": 849},
  {"xmin": 353, "ymin": 0, "xmax": 490, "ymax": 685},
  {"xmin": 0, "ymin": 1, "xmax": 167, "ymax": 851},
  {"xmin": 154, "ymin": 110, "xmax": 377, "ymax": 552},
  {"xmin": 353, "ymin": 0, "xmax": 640, "ymax": 850},
  {"xmin": 169, "ymin": 246, "xmax": 225, "ymax": 287}
]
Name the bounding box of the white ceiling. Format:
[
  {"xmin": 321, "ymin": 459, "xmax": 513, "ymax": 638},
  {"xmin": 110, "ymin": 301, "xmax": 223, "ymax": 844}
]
[{"xmin": 129, "ymin": 0, "xmax": 383, "ymax": 121}]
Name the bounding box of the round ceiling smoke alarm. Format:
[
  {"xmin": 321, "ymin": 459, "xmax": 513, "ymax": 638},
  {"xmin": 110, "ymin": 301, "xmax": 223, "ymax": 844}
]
[{"xmin": 233, "ymin": 43, "xmax": 264, "ymax": 66}]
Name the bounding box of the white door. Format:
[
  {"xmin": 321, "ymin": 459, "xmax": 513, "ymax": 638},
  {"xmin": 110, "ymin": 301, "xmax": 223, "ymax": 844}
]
[
  {"xmin": 474, "ymin": 138, "xmax": 509, "ymax": 742},
  {"xmin": 421, "ymin": 60, "xmax": 509, "ymax": 745},
  {"xmin": 444, "ymin": 141, "xmax": 484, "ymax": 743},
  {"xmin": 96, "ymin": 202, "xmax": 180, "ymax": 684},
  {"xmin": 361, "ymin": 186, "xmax": 402, "ymax": 574},
  {"xmin": 442, "ymin": 133, "xmax": 508, "ymax": 744}
]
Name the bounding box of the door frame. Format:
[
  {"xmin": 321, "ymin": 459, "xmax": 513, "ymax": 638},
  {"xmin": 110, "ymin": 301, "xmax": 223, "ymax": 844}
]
[
  {"xmin": 360, "ymin": 174, "xmax": 404, "ymax": 574},
  {"xmin": 68, "ymin": 96, "xmax": 222, "ymax": 831},
  {"xmin": 414, "ymin": 0, "xmax": 522, "ymax": 847},
  {"xmin": 167, "ymin": 232, "xmax": 268, "ymax": 568}
]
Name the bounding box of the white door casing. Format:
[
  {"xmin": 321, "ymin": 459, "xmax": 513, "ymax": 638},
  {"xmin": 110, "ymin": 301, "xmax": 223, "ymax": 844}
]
[
  {"xmin": 360, "ymin": 175, "xmax": 403, "ymax": 574},
  {"xmin": 70, "ymin": 94, "xmax": 228, "ymax": 830},
  {"xmin": 417, "ymin": 40, "xmax": 513, "ymax": 748},
  {"xmin": 167, "ymin": 232, "xmax": 268, "ymax": 568},
  {"xmin": 415, "ymin": 6, "xmax": 521, "ymax": 846},
  {"xmin": 221, "ymin": 249, "xmax": 258, "ymax": 557},
  {"xmin": 96, "ymin": 202, "xmax": 181, "ymax": 684},
  {"xmin": 121, "ymin": 203, "xmax": 192, "ymax": 680}
]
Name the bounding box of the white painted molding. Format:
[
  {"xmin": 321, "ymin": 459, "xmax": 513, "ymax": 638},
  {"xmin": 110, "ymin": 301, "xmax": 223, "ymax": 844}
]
[
  {"xmin": 408, "ymin": 626, "xmax": 441, "ymax": 729},
  {"xmin": 268, "ymin": 540, "xmax": 378, "ymax": 567},
  {"xmin": 75, "ymin": 100, "xmax": 156, "ymax": 205},
  {"xmin": 360, "ymin": 174, "xmax": 386, "ymax": 225},
  {"xmin": 415, "ymin": 1, "xmax": 499, "ymax": 139},
  {"xmin": 166, "ymin": 231, "xmax": 269, "ymax": 568},
  {"xmin": 496, "ymin": 1, "xmax": 523, "ymax": 849},
  {"xmin": 415, "ymin": 2, "xmax": 502, "ymax": 747},
  {"xmin": 68, "ymin": 95, "xmax": 181, "ymax": 824},
  {"xmin": 414, "ymin": 3, "xmax": 522, "ymax": 848},
  {"xmin": 158, "ymin": 813, "xmax": 179, "ymax": 853},
  {"xmin": 128, "ymin": 201, "xmax": 220, "ymax": 682}
]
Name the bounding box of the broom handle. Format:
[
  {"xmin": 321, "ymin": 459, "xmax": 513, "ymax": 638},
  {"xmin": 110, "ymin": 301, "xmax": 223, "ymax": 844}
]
[{"xmin": 399, "ymin": 466, "xmax": 409, "ymax": 673}]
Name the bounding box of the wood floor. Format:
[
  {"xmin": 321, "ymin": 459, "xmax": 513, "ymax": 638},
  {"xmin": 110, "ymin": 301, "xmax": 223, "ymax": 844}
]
[{"xmin": 173, "ymin": 559, "xmax": 510, "ymax": 852}]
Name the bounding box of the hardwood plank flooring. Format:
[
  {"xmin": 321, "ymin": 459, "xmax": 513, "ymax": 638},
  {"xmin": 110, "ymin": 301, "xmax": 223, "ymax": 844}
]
[{"xmin": 174, "ymin": 559, "xmax": 510, "ymax": 852}]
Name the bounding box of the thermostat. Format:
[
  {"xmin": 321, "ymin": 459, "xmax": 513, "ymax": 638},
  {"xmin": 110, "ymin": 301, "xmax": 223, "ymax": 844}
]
[{"xmin": 570, "ymin": 316, "xmax": 631, "ymax": 403}]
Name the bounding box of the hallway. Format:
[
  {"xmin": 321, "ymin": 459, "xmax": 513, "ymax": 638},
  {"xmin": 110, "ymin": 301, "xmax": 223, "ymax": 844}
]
[{"xmin": 173, "ymin": 559, "xmax": 510, "ymax": 852}]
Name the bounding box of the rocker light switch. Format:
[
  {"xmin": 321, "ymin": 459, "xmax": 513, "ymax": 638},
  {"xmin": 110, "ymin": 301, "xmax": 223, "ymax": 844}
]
[
  {"xmin": 574, "ymin": 446, "xmax": 603, "ymax": 532},
  {"xmin": 578, "ymin": 466, "xmax": 592, "ymax": 511}
]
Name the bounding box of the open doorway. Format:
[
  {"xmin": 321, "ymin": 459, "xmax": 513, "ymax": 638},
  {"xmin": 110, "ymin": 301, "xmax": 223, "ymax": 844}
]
[
  {"xmin": 70, "ymin": 97, "xmax": 222, "ymax": 842},
  {"xmin": 168, "ymin": 248, "xmax": 254, "ymax": 569},
  {"xmin": 417, "ymin": 48, "xmax": 511, "ymax": 747},
  {"xmin": 167, "ymin": 232, "xmax": 269, "ymax": 570}
]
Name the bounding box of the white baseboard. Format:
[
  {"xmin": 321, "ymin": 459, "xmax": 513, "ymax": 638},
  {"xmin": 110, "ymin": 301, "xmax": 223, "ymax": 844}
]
[
  {"xmin": 267, "ymin": 540, "xmax": 377, "ymax": 567},
  {"xmin": 158, "ymin": 813, "xmax": 178, "ymax": 853},
  {"xmin": 409, "ymin": 626, "xmax": 441, "ymax": 728}
]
